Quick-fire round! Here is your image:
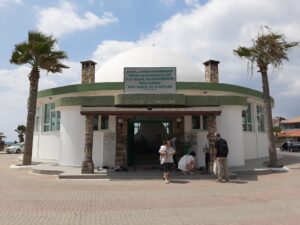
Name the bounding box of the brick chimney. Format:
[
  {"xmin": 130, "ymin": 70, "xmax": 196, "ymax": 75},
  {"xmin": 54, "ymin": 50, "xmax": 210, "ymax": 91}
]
[
  {"xmin": 203, "ymin": 60, "xmax": 220, "ymax": 83},
  {"xmin": 81, "ymin": 60, "xmax": 97, "ymax": 84}
]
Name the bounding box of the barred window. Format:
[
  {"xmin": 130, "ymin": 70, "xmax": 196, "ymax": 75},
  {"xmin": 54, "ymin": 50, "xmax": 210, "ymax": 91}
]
[
  {"xmin": 43, "ymin": 103, "xmax": 60, "ymax": 132},
  {"xmin": 242, "ymin": 103, "xmax": 253, "ymax": 131},
  {"xmin": 256, "ymin": 105, "xmax": 265, "ymax": 132}
]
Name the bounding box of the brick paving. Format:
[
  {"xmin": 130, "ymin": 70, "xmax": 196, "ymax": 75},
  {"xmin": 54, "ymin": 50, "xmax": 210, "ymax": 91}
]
[{"xmin": 0, "ymin": 152, "xmax": 300, "ymax": 225}]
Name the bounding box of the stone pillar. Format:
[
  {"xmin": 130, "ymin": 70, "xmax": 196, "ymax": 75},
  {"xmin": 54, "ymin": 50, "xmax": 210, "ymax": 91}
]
[
  {"xmin": 203, "ymin": 60, "xmax": 220, "ymax": 83},
  {"xmin": 172, "ymin": 116, "xmax": 184, "ymax": 156},
  {"xmin": 81, "ymin": 60, "xmax": 96, "ymax": 84},
  {"xmin": 206, "ymin": 115, "xmax": 217, "ymax": 174},
  {"xmin": 81, "ymin": 115, "xmax": 94, "ymax": 174}
]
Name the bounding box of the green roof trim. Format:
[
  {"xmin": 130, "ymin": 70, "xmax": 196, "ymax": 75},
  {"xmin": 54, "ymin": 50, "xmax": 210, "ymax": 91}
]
[
  {"xmin": 38, "ymin": 82, "xmax": 123, "ymax": 98},
  {"xmin": 55, "ymin": 95, "xmax": 247, "ymax": 107},
  {"xmin": 56, "ymin": 96, "xmax": 114, "ymax": 107},
  {"xmin": 177, "ymin": 82, "xmax": 264, "ymax": 99},
  {"xmin": 38, "ymin": 81, "xmax": 267, "ymax": 100},
  {"xmin": 186, "ymin": 96, "xmax": 248, "ymax": 106},
  {"xmin": 115, "ymin": 94, "xmax": 186, "ymax": 106}
]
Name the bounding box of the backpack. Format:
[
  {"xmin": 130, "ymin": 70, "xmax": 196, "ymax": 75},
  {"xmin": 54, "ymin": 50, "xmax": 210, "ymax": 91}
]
[{"xmin": 218, "ymin": 138, "xmax": 229, "ymax": 157}]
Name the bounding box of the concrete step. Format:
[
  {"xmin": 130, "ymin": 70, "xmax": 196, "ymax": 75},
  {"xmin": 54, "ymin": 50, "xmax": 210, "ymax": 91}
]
[{"xmin": 58, "ymin": 173, "xmax": 109, "ymax": 179}]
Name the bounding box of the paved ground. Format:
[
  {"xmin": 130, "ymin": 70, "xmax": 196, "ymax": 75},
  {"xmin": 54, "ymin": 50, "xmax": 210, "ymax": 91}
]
[{"xmin": 0, "ymin": 152, "xmax": 300, "ymax": 225}]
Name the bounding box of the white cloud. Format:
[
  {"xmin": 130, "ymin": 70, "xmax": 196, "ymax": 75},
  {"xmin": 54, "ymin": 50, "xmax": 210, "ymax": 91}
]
[
  {"xmin": 0, "ymin": 0, "xmax": 22, "ymax": 7},
  {"xmin": 93, "ymin": 0, "xmax": 300, "ymax": 118},
  {"xmin": 36, "ymin": 2, "xmax": 118, "ymax": 38},
  {"xmin": 0, "ymin": 60, "xmax": 80, "ymax": 141},
  {"xmin": 93, "ymin": 40, "xmax": 138, "ymax": 65}
]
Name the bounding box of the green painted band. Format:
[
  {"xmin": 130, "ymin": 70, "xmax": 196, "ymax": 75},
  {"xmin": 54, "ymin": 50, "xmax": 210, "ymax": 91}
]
[
  {"xmin": 38, "ymin": 82, "xmax": 267, "ymax": 101},
  {"xmin": 55, "ymin": 95, "xmax": 248, "ymax": 107},
  {"xmin": 56, "ymin": 96, "xmax": 114, "ymax": 107},
  {"xmin": 115, "ymin": 94, "xmax": 186, "ymax": 106}
]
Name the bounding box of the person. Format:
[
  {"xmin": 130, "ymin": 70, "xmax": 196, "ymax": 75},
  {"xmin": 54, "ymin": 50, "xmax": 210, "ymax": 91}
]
[
  {"xmin": 170, "ymin": 137, "xmax": 178, "ymax": 167},
  {"xmin": 281, "ymin": 141, "xmax": 288, "ymax": 151},
  {"xmin": 159, "ymin": 140, "xmax": 176, "ymax": 184},
  {"xmin": 177, "ymin": 151, "xmax": 197, "ymax": 174},
  {"xmin": 214, "ymin": 132, "xmax": 229, "ymax": 182},
  {"xmin": 203, "ymin": 144, "xmax": 210, "ymax": 172}
]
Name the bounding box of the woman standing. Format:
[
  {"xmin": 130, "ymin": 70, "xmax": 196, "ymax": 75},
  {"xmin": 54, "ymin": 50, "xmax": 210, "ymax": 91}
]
[{"xmin": 159, "ymin": 140, "xmax": 176, "ymax": 184}]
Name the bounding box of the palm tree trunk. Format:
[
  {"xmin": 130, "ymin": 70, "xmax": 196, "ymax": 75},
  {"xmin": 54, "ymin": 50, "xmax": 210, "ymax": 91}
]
[
  {"xmin": 260, "ymin": 69, "xmax": 278, "ymax": 167},
  {"xmin": 81, "ymin": 115, "xmax": 94, "ymax": 173},
  {"xmin": 23, "ymin": 67, "xmax": 39, "ymax": 165}
]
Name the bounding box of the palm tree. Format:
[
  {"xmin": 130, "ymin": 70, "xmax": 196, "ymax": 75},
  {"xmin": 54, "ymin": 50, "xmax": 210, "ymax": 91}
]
[
  {"xmin": 233, "ymin": 27, "xmax": 298, "ymax": 167},
  {"xmin": 15, "ymin": 125, "xmax": 26, "ymax": 143},
  {"xmin": 10, "ymin": 31, "xmax": 69, "ymax": 165}
]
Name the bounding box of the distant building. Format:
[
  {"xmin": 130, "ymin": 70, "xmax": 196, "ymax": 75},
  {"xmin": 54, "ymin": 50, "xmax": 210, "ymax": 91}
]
[
  {"xmin": 277, "ymin": 116, "xmax": 300, "ymax": 141},
  {"xmin": 32, "ymin": 47, "xmax": 270, "ymax": 171}
]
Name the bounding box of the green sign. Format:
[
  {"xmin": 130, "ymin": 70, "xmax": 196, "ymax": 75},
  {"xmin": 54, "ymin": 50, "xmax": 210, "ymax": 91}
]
[{"xmin": 124, "ymin": 67, "xmax": 176, "ymax": 94}]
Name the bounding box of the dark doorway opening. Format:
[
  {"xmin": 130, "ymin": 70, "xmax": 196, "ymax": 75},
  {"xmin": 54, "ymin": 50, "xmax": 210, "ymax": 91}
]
[{"xmin": 127, "ymin": 118, "xmax": 173, "ymax": 167}]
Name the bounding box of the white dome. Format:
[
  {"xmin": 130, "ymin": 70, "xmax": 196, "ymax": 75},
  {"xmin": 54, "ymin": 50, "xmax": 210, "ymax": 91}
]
[{"xmin": 95, "ymin": 47, "xmax": 204, "ymax": 82}]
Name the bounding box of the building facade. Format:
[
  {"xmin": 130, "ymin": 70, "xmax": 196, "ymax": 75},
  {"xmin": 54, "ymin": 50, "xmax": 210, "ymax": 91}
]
[
  {"xmin": 278, "ymin": 116, "xmax": 300, "ymax": 141},
  {"xmin": 32, "ymin": 47, "xmax": 269, "ymax": 172}
]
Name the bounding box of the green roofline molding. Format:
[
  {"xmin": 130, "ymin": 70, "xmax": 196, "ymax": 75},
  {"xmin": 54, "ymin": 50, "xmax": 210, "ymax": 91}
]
[
  {"xmin": 38, "ymin": 82, "xmax": 274, "ymax": 104},
  {"xmin": 56, "ymin": 96, "xmax": 114, "ymax": 107},
  {"xmin": 55, "ymin": 94, "xmax": 248, "ymax": 107},
  {"xmin": 38, "ymin": 82, "xmax": 263, "ymax": 98}
]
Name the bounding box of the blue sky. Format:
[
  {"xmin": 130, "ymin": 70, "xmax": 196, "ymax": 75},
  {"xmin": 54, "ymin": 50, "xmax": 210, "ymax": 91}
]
[{"xmin": 1, "ymin": 0, "xmax": 300, "ymax": 141}]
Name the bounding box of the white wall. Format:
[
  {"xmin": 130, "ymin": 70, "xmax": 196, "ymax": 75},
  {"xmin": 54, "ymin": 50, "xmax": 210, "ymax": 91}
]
[
  {"xmin": 92, "ymin": 116, "xmax": 116, "ymax": 168},
  {"xmin": 93, "ymin": 131, "xmax": 103, "ymax": 167},
  {"xmin": 59, "ymin": 107, "xmax": 85, "ymax": 166},
  {"xmin": 217, "ymin": 105, "xmax": 245, "ymax": 167},
  {"xmin": 196, "ymin": 131, "xmax": 209, "ymax": 167},
  {"xmin": 38, "ymin": 132, "xmax": 60, "ymax": 160},
  {"xmin": 243, "ymin": 132, "xmax": 258, "ymax": 159},
  {"xmin": 184, "ymin": 116, "xmax": 208, "ymax": 167},
  {"xmin": 32, "ymin": 134, "xmax": 39, "ymax": 160},
  {"xmin": 257, "ymin": 132, "xmax": 268, "ymax": 158},
  {"xmin": 243, "ymin": 132, "xmax": 269, "ymax": 160}
]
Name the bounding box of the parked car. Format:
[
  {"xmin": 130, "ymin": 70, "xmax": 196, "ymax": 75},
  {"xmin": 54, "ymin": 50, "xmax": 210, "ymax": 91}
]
[
  {"xmin": 280, "ymin": 139, "xmax": 300, "ymax": 152},
  {"xmin": 6, "ymin": 143, "xmax": 24, "ymax": 154}
]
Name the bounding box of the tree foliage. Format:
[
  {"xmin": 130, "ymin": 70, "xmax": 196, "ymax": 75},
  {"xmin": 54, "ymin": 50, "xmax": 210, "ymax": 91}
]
[
  {"xmin": 10, "ymin": 31, "xmax": 69, "ymax": 165},
  {"xmin": 14, "ymin": 125, "xmax": 26, "ymax": 143},
  {"xmin": 233, "ymin": 27, "xmax": 298, "ymax": 167}
]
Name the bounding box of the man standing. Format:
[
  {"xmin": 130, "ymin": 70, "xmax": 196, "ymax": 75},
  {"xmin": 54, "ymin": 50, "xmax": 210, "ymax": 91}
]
[
  {"xmin": 215, "ymin": 132, "xmax": 229, "ymax": 182},
  {"xmin": 203, "ymin": 144, "xmax": 210, "ymax": 173}
]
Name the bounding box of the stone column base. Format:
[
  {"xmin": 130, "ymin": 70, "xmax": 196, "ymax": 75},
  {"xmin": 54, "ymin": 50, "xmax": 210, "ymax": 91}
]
[{"xmin": 81, "ymin": 159, "xmax": 94, "ymax": 174}]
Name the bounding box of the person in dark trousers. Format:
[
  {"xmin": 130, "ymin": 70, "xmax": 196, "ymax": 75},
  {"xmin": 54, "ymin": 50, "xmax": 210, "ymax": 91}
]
[
  {"xmin": 203, "ymin": 144, "xmax": 210, "ymax": 173},
  {"xmin": 215, "ymin": 132, "xmax": 229, "ymax": 182}
]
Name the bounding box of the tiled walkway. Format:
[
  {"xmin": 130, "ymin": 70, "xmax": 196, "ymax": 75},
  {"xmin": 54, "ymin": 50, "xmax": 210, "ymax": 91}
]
[{"xmin": 1, "ymin": 152, "xmax": 300, "ymax": 225}]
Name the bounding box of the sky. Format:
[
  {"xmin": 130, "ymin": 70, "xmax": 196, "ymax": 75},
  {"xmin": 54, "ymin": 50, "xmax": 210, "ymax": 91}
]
[{"xmin": 0, "ymin": 0, "xmax": 300, "ymax": 141}]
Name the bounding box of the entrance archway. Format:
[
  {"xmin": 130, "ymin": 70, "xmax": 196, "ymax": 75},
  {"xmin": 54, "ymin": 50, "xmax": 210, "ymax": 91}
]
[{"xmin": 127, "ymin": 118, "xmax": 173, "ymax": 167}]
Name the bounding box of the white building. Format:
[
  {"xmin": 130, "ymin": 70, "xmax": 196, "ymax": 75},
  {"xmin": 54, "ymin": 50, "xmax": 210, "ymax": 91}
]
[{"xmin": 32, "ymin": 47, "xmax": 268, "ymax": 172}]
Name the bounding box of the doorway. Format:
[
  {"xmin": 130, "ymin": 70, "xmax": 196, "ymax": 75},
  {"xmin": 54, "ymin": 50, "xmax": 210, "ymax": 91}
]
[{"xmin": 127, "ymin": 118, "xmax": 173, "ymax": 167}]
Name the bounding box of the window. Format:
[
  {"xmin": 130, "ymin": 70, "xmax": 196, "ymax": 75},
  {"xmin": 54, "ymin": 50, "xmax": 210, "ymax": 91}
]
[
  {"xmin": 134, "ymin": 122, "xmax": 141, "ymax": 135},
  {"xmin": 34, "ymin": 108, "xmax": 39, "ymax": 132},
  {"xmin": 43, "ymin": 103, "xmax": 60, "ymax": 132},
  {"xmin": 242, "ymin": 103, "xmax": 253, "ymax": 131},
  {"xmin": 192, "ymin": 116, "xmax": 201, "ymax": 129},
  {"xmin": 101, "ymin": 116, "xmax": 109, "ymax": 130},
  {"xmin": 256, "ymin": 105, "xmax": 265, "ymax": 132},
  {"xmin": 92, "ymin": 116, "xmax": 99, "ymax": 131},
  {"xmin": 192, "ymin": 116, "xmax": 208, "ymax": 130}
]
